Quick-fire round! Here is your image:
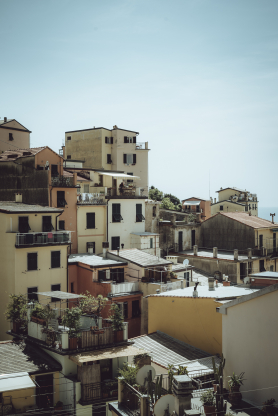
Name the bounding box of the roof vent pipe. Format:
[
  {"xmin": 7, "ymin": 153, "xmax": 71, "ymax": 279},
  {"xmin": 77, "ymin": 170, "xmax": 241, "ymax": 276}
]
[
  {"xmin": 4, "ymin": 117, "xmax": 7, "ymax": 122},
  {"xmin": 234, "ymin": 249, "xmax": 238, "ymax": 261},
  {"xmin": 102, "ymin": 241, "xmax": 109, "ymax": 258},
  {"xmin": 213, "ymin": 247, "xmax": 218, "ymax": 258},
  {"xmin": 208, "ymin": 277, "xmax": 215, "ymax": 291}
]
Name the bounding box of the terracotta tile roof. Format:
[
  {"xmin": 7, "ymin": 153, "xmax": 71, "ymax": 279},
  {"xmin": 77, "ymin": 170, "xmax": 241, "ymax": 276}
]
[
  {"xmin": 0, "ymin": 147, "xmax": 46, "ymax": 161},
  {"xmin": 220, "ymin": 212, "xmax": 274, "ymax": 229}
]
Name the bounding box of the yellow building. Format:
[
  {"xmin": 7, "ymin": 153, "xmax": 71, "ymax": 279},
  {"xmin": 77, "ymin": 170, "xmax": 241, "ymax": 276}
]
[
  {"xmin": 77, "ymin": 203, "xmax": 107, "ymax": 254},
  {"xmin": 0, "ymin": 341, "xmax": 61, "ymax": 413},
  {"xmin": 0, "ymin": 117, "xmax": 31, "ymax": 153},
  {"xmin": 0, "ymin": 202, "xmax": 70, "ymax": 340},
  {"xmin": 212, "ymin": 187, "xmax": 258, "ymax": 216},
  {"xmin": 64, "ymin": 125, "xmax": 149, "ymax": 195},
  {"xmin": 148, "ymin": 284, "xmax": 259, "ymax": 355}
]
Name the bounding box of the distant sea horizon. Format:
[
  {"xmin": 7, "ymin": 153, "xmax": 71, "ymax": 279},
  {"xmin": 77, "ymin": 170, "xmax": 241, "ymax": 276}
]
[{"xmin": 259, "ymin": 207, "xmax": 278, "ymax": 222}]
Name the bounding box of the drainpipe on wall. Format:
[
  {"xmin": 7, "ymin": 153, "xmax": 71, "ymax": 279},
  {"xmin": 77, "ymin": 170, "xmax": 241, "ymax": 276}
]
[
  {"xmin": 106, "ymin": 199, "xmax": 110, "ymax": 242},
  {"xmin": 55, "ymin": 212, "xmax": 63, "ymax": 231}
]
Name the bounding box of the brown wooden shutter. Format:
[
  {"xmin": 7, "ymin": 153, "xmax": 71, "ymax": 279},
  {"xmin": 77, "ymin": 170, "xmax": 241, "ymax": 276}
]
[
  {"xmin": 133, "ymin": 136, "xmax": 136, "ymax": 143},
  {"xmin": 133, "ymin": 154, "xmax": 136, "ymax": 164},
  {"xmin": 123, "ymin": 154, "xmax": 127, "ymax": 163},
  {"xmin": 124, "ymin": 136, "xmax": 127, "ymax": 143}
]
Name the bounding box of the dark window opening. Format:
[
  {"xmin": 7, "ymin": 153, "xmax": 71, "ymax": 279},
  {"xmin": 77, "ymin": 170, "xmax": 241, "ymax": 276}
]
[
  {"xmin": 112, "ymin": 204, "xmax": 123, "ymax": 222},
  {"xmin": 133, "ymin": 154, "xmax": 136, "ymax": 164},
  {"xmin": 112, "ymin": 236, "xmax": 120, "ymax": 251},
  {"xmin": 123, "ymin": 302, "xmax": 128, "ymax": 320},
  {"xmin": 132, "ymin": 300, "xmax": 140, "ymax": 318},
  {"xmin": 28, "ymin": 287, "xmax": 38, "ymax": 301},
  {"xmin": 19, "ymin": 216, "xmax": 31, "ymax": 233},
  {"xmin": 42, "ymin": 216, "xmax": 54, "ymax": 232},
  {"xmin": 111, "ymin": 268, "xmax": 125, "ymax": 283},
  {"xmin": 67, "ymin": 155, "xmax": 71, "ymax": 159},
  {"xmin": 86, "ymin": 213, "xmax": 95, "ymax": 229},
  {"xmin": 87, "ymin": 242, "xmax": 95, "ymax": 253},
  {"xmin": 59, "ymin": 220, "xmax": 65, "ymax": 230},
  {"xmin": 51, "ymin": 284, "xmax": 61, "ymax": 302},
  {"xmin": 220, "ymin": 205, "xmax": 223, "ymax": 211},
  {"xmin": 51, "ymin": 164, "xmax": 59, "ymax": 177},
  {"xmin": 51, "ymin": 251, "xmax": 60, "ymax": 269},
  {"xmin": 133, "ymin": 136, "xmax": 136, "ymax": 143},
  {"xmin": 57, "ymin": 191, "xmax": 67, "ymax": 208},
  {"xmin": 71, "ymin": 282, "xmax": 74, "ymax": 293},
  {"xmin": 9, "ymin": 133, "xmax": 14, "ymax": 141},
  {"xmin": 127, "ymin": 172, "xmax": 133, "ymax": 183},
  {"xmin": 36, "ymin": 374, "xmax": 53, "ymax": 409},
  {"xmin": 136, "ymin": 204, "xmax": 145, "ymax": 222},
  {"xmin": 260, "ymin": 259, "xmax": 265, "ymax": 272},
  {"xmin": 150, "ymin": 238, "xmax": 153, "ymax": 249},
  {"xmin": 105, "ymin": 137, "xmax": 113, "ymax": 144},
  {"xmin": 27, "ymin": 253, "xmax": 37, "ymax": 271},
  {"xmin": 248, "ymin": 262, "xmax": 252, "ymax": 274},
  {"xmin": 37, "ymin": 164, "xmax": 44, "ymax": 170},
  {"xmin": 67, "ymin": 136, "xmax": 71, "ymax": 140},
  {"xmin": 152, "ymin": 206, "xmax": 156, "ymax": 217},
  {"xmin": 98, "ymin": 269, "xmax": 109, "ymax": 281},
  {"xmin": 107, "ymin": 154, "xmax": 112, "ymax": 164},
  {"xmin": 184, "ymin": 272, "xmax": 190, "ymax": 287},
  {"xmin": 259, "ymin": 234, "xmax": 263, "ymax": 248}
]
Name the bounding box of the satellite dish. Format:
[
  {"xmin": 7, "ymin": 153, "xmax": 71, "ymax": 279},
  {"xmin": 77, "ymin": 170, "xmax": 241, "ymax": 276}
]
[
  {"xmin": 183, "ymin": 259, "xmax": 189, "ymax": 266},
  {"xmin": 153, "ymin": 394, "xmax": 175, "ymax": 416},
  {"xmin": 136, "ymin": 365, "xmax": 156, "ymax": 386}
]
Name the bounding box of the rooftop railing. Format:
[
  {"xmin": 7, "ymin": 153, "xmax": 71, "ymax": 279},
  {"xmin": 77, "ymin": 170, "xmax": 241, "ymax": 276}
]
[
  {"xmin": 16, "ymin": 231, "xmax": 71, "ymax": 246},
  {"xmin": 81, "ymin": 380, "xmax": 118, "ymax": 405},
  {"xmin": 110, "ymin": 281, "xmax": 139, "ymax": 294},
  {"xmin": 135, "ymin": 142, "xmax": 148, "ymax": 150},
  {"xmin": 51, "ymin": 175, "xmax": 74, "ymax": 187},
  {"xmin": 77, "ymin": 193, "xmax": 106, "ymax": 205}
]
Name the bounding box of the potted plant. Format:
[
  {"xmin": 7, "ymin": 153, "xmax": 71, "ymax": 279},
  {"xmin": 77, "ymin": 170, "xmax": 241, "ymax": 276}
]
[
  {"xmin": 110, "ymin": 304, "xmax": 124, "ymax": 343},
  {"xmin": 200, "ymin": 390, "xmax": 215, "ymax": 416},
  {"xmin": 31, "ymin": 303, "xmax": 46, "ymax": 325},
  {"xmin": 42, "ymin": 326, "xmax": 57, "ymax": 347},
  {"xmin": 227, "ymin": 372, "xmax": 245, "ymax": 406},
  {"xmin": 261, "ymin": 399, "xmax": 276, "ymax": 416},
  {"xmin": 54, "ymin": 400, "xmax": 63, "ymax": 415},
  {"xmin": 5, "ymin": 294, "xmax": 27, "ymax": 334},
  {"xmin": 62, "ymin": 307, "xmax": 82, "ymax": 350},
  {"xmin": 133, "ymin": 353, "xmax": 152, "ymax": 368},
  {"xmin": 79, "ymin": 291, "xmax": 108, "ymax": 316}
]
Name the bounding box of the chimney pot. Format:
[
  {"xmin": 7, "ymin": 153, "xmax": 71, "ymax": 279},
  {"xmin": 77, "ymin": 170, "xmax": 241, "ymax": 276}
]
[
  {"xmin": 15, "ymin": 193, "xmax": 22, "ymax": 203},
  {"xmin": 193, "ymin": 245, "xmax": 198, "ymax": 256},
  {"xmin": 234, "ymin": 249, "xmax": 238, "ymax": 261},
  {"xmin": 4, "ymin": 117, "xmax": 7, "ymax": 122},
  {"xmin": 213, "ymin": 247, "xmax": 218, "ymax": 258}
]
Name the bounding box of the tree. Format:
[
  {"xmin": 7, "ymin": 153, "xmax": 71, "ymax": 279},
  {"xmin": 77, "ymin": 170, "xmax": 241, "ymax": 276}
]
[
  {"xmin": 149, "ymin": 186, "xmax": 163, "ymax": 201},
  {"xmin": 160, "ymin": 197, "xmax": 175, "ymax": 210},
  {"xmin": 164, "ymin": 193, "xmax": 180, "ymax": 206}
]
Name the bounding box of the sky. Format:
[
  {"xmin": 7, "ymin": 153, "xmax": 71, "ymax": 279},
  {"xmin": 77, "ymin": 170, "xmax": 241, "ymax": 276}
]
[{"xmin": 1, "ymin": 0, "xmax": 278, "ymax": 207}]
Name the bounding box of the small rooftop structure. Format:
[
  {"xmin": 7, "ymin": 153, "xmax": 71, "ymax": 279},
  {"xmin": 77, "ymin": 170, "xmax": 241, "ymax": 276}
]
[{"xmin": 0, "ymin": 146, "xmax": 59, "ymax": 162}]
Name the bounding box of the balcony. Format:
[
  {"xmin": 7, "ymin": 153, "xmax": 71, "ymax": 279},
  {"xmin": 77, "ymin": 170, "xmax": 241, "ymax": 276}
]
[
  {"xmin": 110, "ymin": 281, "xmax": 139, "ymax": 295},
  {"xmin": 77, "ymin": 193, "xmax": 106, "ymax": 205},
  {"xmin": 80, "ymin": 380, "xmax": 118, "ymax": 405},
  {"xmin": 15, "ymin": 231, "xmax": 71, "ymax": 247},
  {"xmin": 51, "ymin": 175, "xmax": 75, "ymax": 187},
  {"xmin": 135, "ymin": 141, "xmax": 148, "ymax": 150}
]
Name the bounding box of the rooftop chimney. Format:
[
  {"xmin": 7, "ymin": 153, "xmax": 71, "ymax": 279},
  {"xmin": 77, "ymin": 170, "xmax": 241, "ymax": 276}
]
[
  {"xmin": 234, "ymin": 249, "xmax": 238, "ymax": 261},
  {"xmin": 208, "ymin": 277, "xmax": 215, "ymax": 291},
  {"xmin": 102, "ymin": 241, "xmax": 109, "ymax": 258},
  {"xmin": 15, "ymin": 193, "xmax": 22, "ymax": 203},
  {"xmin": 193, "ymin": 245, "xmax": 198, "ymax": 256},
  {"xmin": 4, "ymin": 117, "xmax": 7, "ymax": 122},
  {"xmin": 172, "ymin": 375, "xmax": 194, "ymax": 416},
  {"xmin": 213, "ymin": 247, "xmax": 218, "ymax": 258}
]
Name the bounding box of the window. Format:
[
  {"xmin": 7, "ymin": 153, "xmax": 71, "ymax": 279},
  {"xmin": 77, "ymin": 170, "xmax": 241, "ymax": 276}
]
[
  {"xmin": 9, "ymin": 133, "xmax": 14, "ymax": 141},
  {"xmin": 51, "ymin": 251, "xmax": 60, "ymax": 268},
  {"xmin": 150, "ymin": 238, "xmax": 153, "ymax": 249},
  {"xmin": 111, "ymin": 268, "xmax": 124, "ymax": 283},
  {"xmin": 51, "ymin": 164, "xmax": 58, "ymax": 177},
  {"xmin": 107, "ymin": 154, "xmax": 112, "ymax": 164},
  {"xmin": 19, "ymin": 216, "xmax": 30, "ymax": 233},
  {"xmin": 67, "ymin": 155, "xmax": 71, "ymax": 159},
  {"xmin": 28, "ymin": 287, "xmax": 38, "ymax": 301},
  {"xmin": 71, "ymin": 282, "xmax": 74, "ymax": 293},
  {"xmin": 112, "ymin": 204, "xmax": 122, "ymax": 222},
  {"xmin": 98, "ymin": 269, "xmax": 109, "ymax": 281},
  {"xmin": 59, "ymin": 220, "xmax": 65, "ymax": 230},
  {"xmin": 51, "ymin": 284, "xmax": 61, "ymax": 302},
  {"xmin": 112, "ymin": 236, "xmax": 120, "ymax": 250},
  {"xmin": 259, "ymin": 259, "xmax": 265, "ymax": 272},
  {"xmin": 86, "ymin": 213, "xmax": 95, "ymax": 229},
  {"xmin": 27, "ymin": 253, "xmax": 37, "ymax": 271},
  {"xmin": 153, "ymin": 206, "xmax": 156, "ymax": 217},
  {"xmin": 105, "ymin": 137, "xmax": 113, "ymax": 144},
  {"xmin": 270, "ymin": 265, "xmax": 274, "ymax": 272},
  {"xmin": 132, "ymin": 300, "xmax": 140, "ymax": 317},
  {"xmin": 136, "ymin": 204, "xmax": 145, "ymax": 222},
  {"xmin": 123, "ymin": 154, "xmax": 136, "ymax": 164},
  {"xmin": 42, "ymin": 216, "xmax": 54, "ymax": 232},
  {"xmin": 84, "ymin": 184, "xmax": 89, "ymax": 193},
  {"xmin": 127, "ymin": 172, "xmax": 133, "ymax": 183},
  {"xmin": 220, "ymin": 205, "xmax": 223, "ymax": 211},
  {"xmin": 87, "ymin": 242, "xmax": 95, "ymax": 253},
  {"xmin": 124, "ymin": 136, "xmax": 136, "ymax": 143},
  {"xmin": 57, "ymin": 191, "xmax": 67, "ymax": 207},
  {"xmin": 259, "ymin": 234, "xmax": 263, "ymax": 248},
  {"xmin": 123, "ymin": 302, "xmax": 128, "ymax": 320},
  {"xmin": 67, "ymin": 136, "xmax": 71, "ymax": 140}
]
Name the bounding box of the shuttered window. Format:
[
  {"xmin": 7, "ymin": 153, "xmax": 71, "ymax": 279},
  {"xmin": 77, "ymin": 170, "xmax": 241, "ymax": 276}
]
[
  {"xmin": 19, "ymin": 216, "xmax": 31, "ymax": 233},
  {"xmin": 27, "ymin": 253, "xmax": 37, "ymax": 271},
  {"xmin": 28, "ymin": 287, "xmax": 38, "ymax": 301},
  {"xmin": 86, "ymin": 213, "xmax": 95, "ymax": 229},
  {"xmin": 112, "ymin": 204, "xmax": 123, "ymax": 222},
  {"xmin": 57, "ymin": 191, "xmax": 67, "ymax": 207},
  {"xmin": 42, "ymin": 216, "xmax": 54, "ymax": 232},
  {"xmin": 136, "ymin": 204, "xmax": 145, "ymax": 222}
]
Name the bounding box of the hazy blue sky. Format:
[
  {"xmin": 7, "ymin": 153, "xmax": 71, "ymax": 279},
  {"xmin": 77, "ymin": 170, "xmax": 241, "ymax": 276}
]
[{"xmin": 1, "ymin": 0, "xmax": 278, "ymax": 207}]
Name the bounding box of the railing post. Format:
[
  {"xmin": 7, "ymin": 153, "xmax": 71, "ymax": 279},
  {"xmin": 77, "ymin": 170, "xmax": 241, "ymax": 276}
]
[
  {"xmin": 118, "ymin": 377, "xmax": 125, "ymax": 404},
  {"xmin": 140, "ymin": 394, "xmax": 149, "ymax": 416}
]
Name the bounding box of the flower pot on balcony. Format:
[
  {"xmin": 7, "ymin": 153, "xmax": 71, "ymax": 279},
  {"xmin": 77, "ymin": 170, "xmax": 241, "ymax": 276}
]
[
  {"xmin": 229, "ymin": 386, "xmax": 242, "ymax": 406},
  {"xmin": 203, "ymin": 405, "xmax": 216, "ymax": 416},
  {"xmin": 114, "ymin": 330, "xmax": 123, "ymax": 343},
  {"xmin": 69, "ymin": 337, "xmax": 78, "ymax": 350},
  {"xmin": 13, "ymin": 321, "xmax": 21, "ymax": 334}
]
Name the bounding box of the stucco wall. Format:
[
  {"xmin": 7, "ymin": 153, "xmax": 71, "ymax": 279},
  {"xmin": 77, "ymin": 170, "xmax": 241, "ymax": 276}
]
[
  {"xmin": 148, "ymin": 296, "xmax": 222, "ymax": 355},
  {"xmin": 211, "ymin": 201, "xmax": 245, "ymax": 216},
  {"xmin": 77, "ymin": 205, "xmax": 106, "ymax": 254},
  {"xmin": 222, "ymin": 289, "xmax": 278, "ymax": 405},
  {"xmin": 0, "ymin": 120, "xmax": 30, "ymax": 153}
]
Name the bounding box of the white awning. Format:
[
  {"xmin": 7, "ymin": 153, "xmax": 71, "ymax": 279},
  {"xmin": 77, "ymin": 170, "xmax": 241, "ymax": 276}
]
[
  {"xmin": 183, "ymin": 201, "xmax": 201, "ymax": 206},
  {"xmin": 0, "ymin": 372, "xmax": 36, "ymax": 392},
  {"xmin": 35, "ymin": 291, "xmax": 85, "ymax": 300},
  {"xmin": 96, "ymin": 172, "xmax": 140, "ymax": 179}
]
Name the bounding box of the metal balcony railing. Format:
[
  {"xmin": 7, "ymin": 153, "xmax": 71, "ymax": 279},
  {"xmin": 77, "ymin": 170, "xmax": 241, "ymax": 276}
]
[
  {"xmin": 111, "ymin": 282, "xmax": 139, "ymax": 294},
  {"xmin": 77, "ymin": 193, "xmax": 106, "ymax": 205},
  {"xmin": 81, "ymin": 380, "xmax": 118, "ymax": 404},
  {"xmin": 51, "ymin": 176, "xmax": 74, "ymax": 187},
  {"xmin": 16, "ymin": 231, "xmax": 71, "ymax": 246},
  {"xmin": 135, "ymin": 142, "xmax": 147, "ymax": 150}
]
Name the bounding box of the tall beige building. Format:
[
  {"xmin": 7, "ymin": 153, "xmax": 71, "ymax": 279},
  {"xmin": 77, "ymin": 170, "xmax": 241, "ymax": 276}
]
[
  {"xmin": 211, "ymin": 187, "xmax": 258, "ymax": 216},
  {"xmin": 0, "ymin": 117, "xmax": 31, "ymax": 153},
  {"xmin": 64, "ymin": 125, "xmax": 149, "ymax": 194}
]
